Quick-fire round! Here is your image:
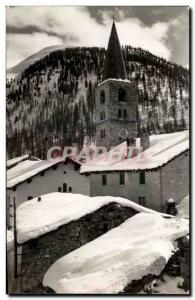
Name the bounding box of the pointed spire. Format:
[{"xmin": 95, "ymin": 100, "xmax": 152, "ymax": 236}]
[{"xmin": 103, "ymin": 22, "xmax": 127, "ymax": 81}]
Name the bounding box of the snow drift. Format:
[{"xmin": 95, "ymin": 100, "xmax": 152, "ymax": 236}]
[
  {"xmin": 16, "ymin": 192, "xmax": 160, "ymax": 244},
  {"xmin": 43, "ymin": 212, "xmax": 189, "ymax": 294}
]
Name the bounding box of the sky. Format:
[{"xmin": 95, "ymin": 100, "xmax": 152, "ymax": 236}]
[{"xmin": 6, "ymin": 6, "xmax": 189, "ymax": 69}]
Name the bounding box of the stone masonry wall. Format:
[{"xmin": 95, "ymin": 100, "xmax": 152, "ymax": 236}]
[
  {"xmin": 161, "ymin": 151, "xmax": 189, "ymax": 211},
  {"xmin": 20, "ymin": 203, "xmax": 137, "ymax": 294},
  {"xmin": 95, "ymin": 80, "xmax": 138, "ymax": 147}
]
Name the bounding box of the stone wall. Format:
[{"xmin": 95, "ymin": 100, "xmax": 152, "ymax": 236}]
[
  {"xmin": 161, "ymin": 151, "xmax": 189, "ymax": 210},
  {"xmin": 20, "ymin": 203, "xmax": 137, "ymax": 294},
  {"xmin": 95, "ymin": 80, "xmax": 138, "ymax": 147},
  {"xmin": 89, "ymin": 151, "xmax": 189, "ymax": 212}
]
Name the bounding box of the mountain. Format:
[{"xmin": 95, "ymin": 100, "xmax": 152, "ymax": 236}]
[
  {"xmin": 7, "ymin": 45, "xmax": 66, "ymax": 77},
  {"xmin": 6, "ymin": 46, "xmax": 189, "ymax": 159}
]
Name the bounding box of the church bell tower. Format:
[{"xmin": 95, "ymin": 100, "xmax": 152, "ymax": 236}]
[{"xmin": 95, "ymin": 22, "xmax": 150, "ymax": 150}]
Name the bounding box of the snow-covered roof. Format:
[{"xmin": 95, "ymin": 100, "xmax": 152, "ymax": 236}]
[
  {"xmin": 7, "ymin": 230, "xmax": 14, "ymax": 252},
  {"xmin": 81, "ymin": 130, "xmax": 189, "ymax": 173},
  {"xmin": 177, "ymin": 195, "xmax": 189, "ymax": 219},
  {"xmin": 16, "ymin": 193, "xmax": 161, "ymax": 244},
  {"xmin": 43, "ymin": 212, "xmax": 189, "ymax": 294},
  {"xmin": 7, "ymin": 157, "xmax": 80, "ymax": 189},
  {"xmin": 7, "ymin": 154, "xmax": 29, "ymax": 168}
]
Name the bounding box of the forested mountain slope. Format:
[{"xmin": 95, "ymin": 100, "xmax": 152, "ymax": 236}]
[{"xmin": 6, "ymin": 46, "xmax": 189, "ymax": 159}]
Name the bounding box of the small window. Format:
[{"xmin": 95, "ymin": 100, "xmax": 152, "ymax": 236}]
[
  {"xmin": 58, "ymin": 187, "xmax": 61, "ymax": 192},
  {"xmin": 118, "ymin": 88, "xmax": 127, "ymax": 102},
  {"xmin": 69, "ymin": 187, "xmax": 72, "ymax": 192},
  {"xmin": 28, "ymin": 196, "xmax": 33, "ymax": 200},
  {"xmin": 102, "ymin": 174, "xmax": 107, "ymax": 185},
  {"xmin": 139, "ymin": 171, "xmax": 145, "ymax": 184},
  {"xmin": 123, "ymin": 109, "xmax": 127, "ymax": 119},
  {"xmin": 138, "ymin": 197, "xmax": 146, "ymax": 207},
  {"xmin": 100, "ymin": 90, "xmax": 105, "ymax": 104},
  {"xmin": 118, "ymin": 109, "xmax": 122, "ymax": 118},
  {"xmin": 63, "ymin": 183, "xmax": 67, "ymax": 192},
  {"xmin": 100, "ymin": 129, "xmax": 106, "ymax": 138},
  {"xmin": 64, "ymin": 171, "xmax": 67, "ymax": 174},
  {"xmin": 120, "ymin": 172, "xmax": 125, "ymax": 185},
  {"xmin": 100, "ymin": 111, "xmax": 105, "ymax": 120},
  {"xmin": 74, "ymin": 164, "xmax": 80, "ymax": 171}
]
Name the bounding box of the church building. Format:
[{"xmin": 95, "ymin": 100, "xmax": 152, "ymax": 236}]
[
  {"xmin": 82, "ymin": 22, "xmax": 189, "ymax": 213},
  {"xmin": 95, "ymin": 22, "xmax": 150, "ymax": 150}
]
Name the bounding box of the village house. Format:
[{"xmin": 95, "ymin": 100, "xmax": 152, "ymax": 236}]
[
  {"xmin": 6, "ymin": 156, "xmax": 90, "ymax": 229},
  {"xmin": 81, "ymin": 130, "xmax": 189, "ymax": 213},
  {"xmin": 8, "ymin": 193, "xmax": 154, "ymax": 293}
]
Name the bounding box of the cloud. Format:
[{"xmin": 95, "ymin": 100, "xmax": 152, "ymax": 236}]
[
  {"xmin": 6, "ymin": 33, "xmax": 62, "ymax": 68},
  {"xmin": 6, "ymin": 6, "xmax": 188, "ymax": 68}
]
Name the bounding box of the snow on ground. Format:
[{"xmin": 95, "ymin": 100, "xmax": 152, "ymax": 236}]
[
  {"xmin": 81, "ymin": 130, "xmax": 189, "ymax": 173},
  {"xmin": 139, "ymin": 274, "xmax": 189, "ymax": 294},
  {"xmin": 16, "ymin": 193, "xmax": 161, "ymax": 244},
  {"xmin": 177, "ymin": 195, "xmax": 189, "ymax": 219},
  {"xmin": 43, "ymin": 212, "xmax": 189, "ymax": 294},
  {"xmin": 7, "ymin": 230, "xmax": 14, "ymax": 252},
  {"xmin": 7, "ymin": 154, "xmax": 29, "ymax": 168}
]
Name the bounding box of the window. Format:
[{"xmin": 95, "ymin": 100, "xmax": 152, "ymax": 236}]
[
  {"xmin": 100, "ymin": 90, "xmax": 105, "ymax": 104},
  {"xmin": 100, "ymin": 111, "xmax": 105, "ymax": 120},
  {"xmin": 64, "ymin": 171, "xmax": 67, "ymax": 174},
  {"xmin": 28, "ymin": 196, "xmax": 33, "ymax": 200},
  {"xmin": 120, "ymin": 172, "xmax": 125, "ymax": 185},
  {"xmin": 118, "ymin": 108, "xmax": 122, "ymax": 118},
  {"xmin": 100, "ymin": 129, "xmax": 106, "ymax": 138},
  {"xmin": 139, "ymin": 171, "xmax": 145, "ymax": 184},
  {"xmin": 118, "ymin": 88, "xmax": 127, "ymax": 102},
  {"xmin": 102, "ymin": 174, "xmax": 107, "ymax": 185},
  {"xmin": 138, "ymin": 197, "xmax": 146, "ymax": 207},
  {"xmin": 63, "ymin": 183, "xmax": 67, "ymax": 192},
  {"xmin": 69, "ymin": 187, "xmax": 72, "ymax": 192},
  {"xmin": 58, "ymin": 187, "xmax": 62, "ymax": 192},
  {"xmin": 123, "ymin": 109, "xmax": 127, "ymax": 119}
]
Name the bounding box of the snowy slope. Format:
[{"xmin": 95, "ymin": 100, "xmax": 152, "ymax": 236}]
[
  {"xmin": 6, "ymin": 46, "xmax": 189, "ymax": 160},
  {"xmin": 7, "ymin": 45, "xmax": 66, "ymax": 77},
  {"xmin": 16, "ymin": 192, "xmax": 162, "ymax": 244},
  {"xmin": 43, "ymin": 212, "xmax": 189, "ymax": 294}
]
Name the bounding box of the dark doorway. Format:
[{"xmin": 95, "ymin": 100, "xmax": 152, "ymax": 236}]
[{"xmin": 63, "ymin": 183, "xmax": 67, "ymax": 193}]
